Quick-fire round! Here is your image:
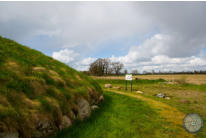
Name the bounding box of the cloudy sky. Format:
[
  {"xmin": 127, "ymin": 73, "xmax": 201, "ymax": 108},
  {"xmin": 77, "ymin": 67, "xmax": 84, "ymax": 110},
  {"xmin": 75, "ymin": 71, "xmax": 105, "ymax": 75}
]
[{"xmin": 1, "ymin": 2, "xmax": 206, "ymax": 73}]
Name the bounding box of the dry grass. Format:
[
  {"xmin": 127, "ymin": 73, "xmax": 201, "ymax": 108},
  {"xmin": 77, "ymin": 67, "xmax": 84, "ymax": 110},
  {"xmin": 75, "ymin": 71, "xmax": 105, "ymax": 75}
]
[{"xmin": 93, "ymin": 74, "xmax": 206, "ymax": 84}]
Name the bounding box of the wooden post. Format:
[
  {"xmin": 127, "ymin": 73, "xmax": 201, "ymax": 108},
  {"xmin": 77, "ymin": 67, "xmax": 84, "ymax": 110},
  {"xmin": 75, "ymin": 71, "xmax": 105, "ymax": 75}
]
[
  {"xmin": 131, "ymin": 80, "xmax": 132, "ymax": 92},
  {"xmin": 125, "ymin": 80, "xmax": 127, "ymax": 91}
]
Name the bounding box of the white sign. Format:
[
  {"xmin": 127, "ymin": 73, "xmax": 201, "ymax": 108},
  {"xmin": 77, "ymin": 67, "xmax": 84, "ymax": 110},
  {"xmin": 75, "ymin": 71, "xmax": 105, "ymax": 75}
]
[{"xmin": 125, "ymin": 74, "xmax": 132, "ymax": 80}]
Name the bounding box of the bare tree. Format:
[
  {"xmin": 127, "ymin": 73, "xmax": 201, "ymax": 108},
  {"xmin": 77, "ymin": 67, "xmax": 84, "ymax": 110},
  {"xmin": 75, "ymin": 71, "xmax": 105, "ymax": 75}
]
[
  {"xmin": 89, "ymin": 58, "xmax": 111, "ymax": 76},
  {"xmin": 111, "ymin": 62, "xmax": 124, "ymax": 75},
  {"xmin": 132, "ymin": 70, "xmax": 138, "ymax": 75},
  {"xmin": 89, "ymin": 58, "xmax": 103, "ymax": 76},
  {"xmin": 143, "ymin": 70, "xmax": 147, "ymax": 74},
  {"xmin": 103, "ymin": 58, "xmax": 111, "ymax": 75},
  {"xmin": 124, "ymin": 69, "xmax": 128, "ymax": 75},
  {"xmin": 89, "ymin": 58, "xmax": 124, "ymax": 76}
]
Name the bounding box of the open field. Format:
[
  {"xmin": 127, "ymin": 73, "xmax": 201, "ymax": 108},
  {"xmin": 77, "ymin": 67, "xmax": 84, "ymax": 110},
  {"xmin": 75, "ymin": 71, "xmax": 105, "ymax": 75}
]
[
  {"xmin": 93, "ymin": 74, "xmax": 206, "ymax": 85},
  {"xmin": 55, "ymin": 77, "xmax": 206, "ymax": 137},
  {"xmin": 96, "ymin": 78, "xmax": 206, "ymax": 137}
]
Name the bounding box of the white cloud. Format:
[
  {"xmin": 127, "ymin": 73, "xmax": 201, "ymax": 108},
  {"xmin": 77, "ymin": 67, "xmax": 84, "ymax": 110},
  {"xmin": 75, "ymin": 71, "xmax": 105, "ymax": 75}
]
[
  {"xmin": 52, "ymin": 49, "xmax": 96, "ymax": 71},
  {"xmin": 110, "ymin": 33, "xmax": 206, "ymax": 73},
  {"xmin": 80, "ymin": 57, "xmax": 96, "ymax": 66},
  {"xmin": 52, "ymin": 49, "xmax": 79, "ymax": 64},
  {"xmin": 1, "ymin": 2, "xmax": 206, "ymax": 72}
]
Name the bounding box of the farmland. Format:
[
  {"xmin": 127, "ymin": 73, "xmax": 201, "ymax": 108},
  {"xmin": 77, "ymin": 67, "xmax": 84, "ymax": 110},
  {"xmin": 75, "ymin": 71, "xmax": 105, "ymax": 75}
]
[{"xmin": 94, "ymin": 74, "xmax": 206, "ymax": 84}]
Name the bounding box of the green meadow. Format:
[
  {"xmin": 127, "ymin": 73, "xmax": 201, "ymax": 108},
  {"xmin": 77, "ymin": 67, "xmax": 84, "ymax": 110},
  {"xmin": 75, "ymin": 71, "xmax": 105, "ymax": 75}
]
[{"xmin": 56, "ymin": 78, "xmax": 206, "ymax": 138}]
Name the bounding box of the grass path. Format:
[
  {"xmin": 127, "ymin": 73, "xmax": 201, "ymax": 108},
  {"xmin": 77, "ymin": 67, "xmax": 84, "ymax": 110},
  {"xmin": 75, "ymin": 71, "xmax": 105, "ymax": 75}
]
[
  {"xmin": 55, "ymin": 90, "xmax": 196, "ymax": 138},
  {"xmin": 55, "ymin": 92, "xmax": 188, "ymax": 138},
  {"xmin": 106, "ymin": 89, "xmax": 194, "ymax": 138}
]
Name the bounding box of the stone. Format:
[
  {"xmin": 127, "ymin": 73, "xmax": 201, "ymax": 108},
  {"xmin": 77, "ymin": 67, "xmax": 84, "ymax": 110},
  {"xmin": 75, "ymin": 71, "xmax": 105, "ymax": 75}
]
[
  {"xmin": 136, "ymin": 91, "xmax": 143, "ymax": 94},
  {"xmin": 165, "ymin": 97, "xmax": 170, "ymax": 100},
  {"xmin": 88, "ymin": 88, "xmax": 100, "ymax": 105},
  {"xmin": 99, "ymin": 95, "xmax": 104, "ymax": 102},
  {"xmin": 59, "ymin": 116, "xmax": 72, "ymax": 130},
  {"xmin": 34, "ymin": 119, "xmax": 56, "ymax": 138},
  {"xmin": 91, "ymin": 105, "xmax": 99, "ymax": 111},
  {"xmin": 156, "ymin": 93, "xmax": 165, "ymax": 98},
  {"xmin": 105, "ymin": 84, "xmax": 112, "ymax": 88},
  {"xmin": 0, "ymin": 132, "xmax": 19, "ymax": 138},
  {"xmin": 77, "ymin": 98, "xmax": 91, "ymax": 120}
]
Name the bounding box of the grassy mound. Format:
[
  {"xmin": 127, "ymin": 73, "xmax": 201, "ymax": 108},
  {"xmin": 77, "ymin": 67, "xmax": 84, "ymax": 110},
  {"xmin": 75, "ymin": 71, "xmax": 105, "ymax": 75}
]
[{"xmin": 0, "ymin": 36, "xmax": 102, "ymax": 137}]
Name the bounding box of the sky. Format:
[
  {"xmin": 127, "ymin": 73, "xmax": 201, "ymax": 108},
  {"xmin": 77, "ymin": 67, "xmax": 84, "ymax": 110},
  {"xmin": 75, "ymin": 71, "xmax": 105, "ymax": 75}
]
[{"xmin": 0, "ymin": 1, "xmax": 206, "ymax": 73}]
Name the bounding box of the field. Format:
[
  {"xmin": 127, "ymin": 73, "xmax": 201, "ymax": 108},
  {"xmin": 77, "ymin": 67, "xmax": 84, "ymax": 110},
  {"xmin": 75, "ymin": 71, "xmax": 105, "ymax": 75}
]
[
  {"xmin": 56, "ymin": 74, "xmax": 206, "ymax": 137},
  {"xmin": 94, "ymin": 74, "xmax": 206, "ymax": 84}
]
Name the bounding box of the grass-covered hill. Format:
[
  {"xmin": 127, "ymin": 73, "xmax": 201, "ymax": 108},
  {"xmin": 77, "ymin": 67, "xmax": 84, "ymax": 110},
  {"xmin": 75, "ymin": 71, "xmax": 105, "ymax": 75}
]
[{"xmin": 0, "ymin": 36, "xmax": 103, "ymax": 138}]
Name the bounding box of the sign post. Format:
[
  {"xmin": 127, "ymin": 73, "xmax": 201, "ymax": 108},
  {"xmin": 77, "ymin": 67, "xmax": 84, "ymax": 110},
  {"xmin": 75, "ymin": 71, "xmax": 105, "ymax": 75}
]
[
  {"xmin": 125, "ymin": 74, "xmax": 132, "ymax": 92},
  {"xmin": 125, "ymin": 79, "xmax": 127, "ymax": 91}
]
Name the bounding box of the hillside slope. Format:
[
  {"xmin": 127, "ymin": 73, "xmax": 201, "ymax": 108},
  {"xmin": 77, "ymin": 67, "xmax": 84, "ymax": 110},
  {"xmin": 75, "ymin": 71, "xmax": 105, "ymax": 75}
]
[{"xmin": 0, "ymin": 36, "xmax": 103, "ymax": 138}]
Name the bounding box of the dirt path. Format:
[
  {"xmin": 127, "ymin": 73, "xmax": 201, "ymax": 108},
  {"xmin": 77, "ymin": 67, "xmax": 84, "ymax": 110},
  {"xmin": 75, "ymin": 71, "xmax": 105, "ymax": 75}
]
[{"xmin": 105, "ymin": 89, "xmax": 194, "ymax": 138}]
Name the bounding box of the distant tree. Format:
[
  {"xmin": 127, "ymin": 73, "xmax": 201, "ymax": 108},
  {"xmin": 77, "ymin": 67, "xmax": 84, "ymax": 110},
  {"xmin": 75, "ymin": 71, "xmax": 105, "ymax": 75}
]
[
  {"xmin": 143, "ymin": 70, "xmax": 147, "ymax": 74},
  {"xmin": 89, "ymin": 58, "xmax": 124, "ymax": 76},
  {"xmin": 124, "ymin": 69, "xmax": 128, "ymax": 75},
  {"xmin": 111, "ymin": 62, "xmax": 124, "ymax": 75},
  {"xmin": 89, "ymin": 58, "xmax": 103, "ymax": 76},
  {"xmin": 103, "ymin": 58, "xmax": 111, "ymax": 75},
  {"xmin": 152, "ymin": 70, "xmax": 155, "ymax": 74},
  {"xmin": 89, "ymin": 58, "xmax": 111, "ymax": 76},
  {"xmin": 132, "ymin": 70, "xmax": 138, "ymax": 75}
]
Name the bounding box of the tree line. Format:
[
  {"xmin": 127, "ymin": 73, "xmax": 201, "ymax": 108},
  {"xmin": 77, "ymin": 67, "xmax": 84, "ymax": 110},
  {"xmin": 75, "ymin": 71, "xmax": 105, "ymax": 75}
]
[
  {"xmin": 88, "ymin": 58, "xmax": 124, "ymax": 76},
  {"xmin": 81, "ymin": 58, "xmax": 206, "ymax": 76}
]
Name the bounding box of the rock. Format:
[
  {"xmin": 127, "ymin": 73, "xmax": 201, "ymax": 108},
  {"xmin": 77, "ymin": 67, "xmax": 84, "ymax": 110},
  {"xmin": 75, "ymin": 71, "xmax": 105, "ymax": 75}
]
[
  {"xmin": 34, "ymin": 119, "xmax": 56, "ymax": 138},
  {"xmin": 91, "ymin": 105, "xmax": 99, "ymax": 111},
  {"xmin": 0, "ymin": 132, "xmax": 19, "ymax": 138},
  {"xmin": 136, "ymin": 91, "xmax": 143, "ymax": 94},
  {"xmin": 165, "ymin": 97, "xmax": 170, "ymax": 100},
  {"xmin": 179, "ymin": 99, "xmax": 190, "ymax": 104},
  {"xmin": 88, "ymin": 88, "xmax": 100, "ymax": 105},
  {"xmin": 156, "ymin": 93, "xmax": 165, "ymax": 98},
  {"xmin": 59, "ymin": 116, "xmax": 72, "ymax": 130},
  {"xmin": 105, "ymin": 84, "xmax": 112, "ymax": 88},
  {"xmin": 113, "ymin": 86, "xmax": 121, "ymax": 90},
  {"xmin": 77, "ymin": 98, "xmax": 91, "ymax": 120},
  {"xmin": 99, "ymin": 95, "xmax": 104, "ymax": 102}
]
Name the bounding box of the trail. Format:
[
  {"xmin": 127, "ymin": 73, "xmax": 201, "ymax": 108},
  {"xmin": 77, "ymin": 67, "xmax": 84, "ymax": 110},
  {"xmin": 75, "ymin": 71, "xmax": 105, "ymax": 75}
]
[{"xmin": 105, "ymin": 89, "xmax": 194, "ymax": 138}]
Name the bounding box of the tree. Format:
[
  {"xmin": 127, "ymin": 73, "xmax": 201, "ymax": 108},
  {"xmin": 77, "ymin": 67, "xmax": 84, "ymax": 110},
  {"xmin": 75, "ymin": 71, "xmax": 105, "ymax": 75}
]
[
  {"xmin": 132, "ymin": 70, "xmax": 138, "ymax": 75},
  {"xmin": 143, "ymin": 70, "xmax": 147, "ymax": 74},
  {"xmin": 124, "ymin": 69, "xmax": 128, "ymax": 74},
  {"xmin": 89, "ymin": 58, "xmax": 124, "ymax": 76},
  {"xmin": 103, "ymin": 58, "xmax": 111, "ymax": 75},
  {"xmin": 89, "ymin": 58, "xmax": 111, "ymax": 76},
  {"xmin": 111, "ymin": 62, "xmax": 124, "ymax": 75}
]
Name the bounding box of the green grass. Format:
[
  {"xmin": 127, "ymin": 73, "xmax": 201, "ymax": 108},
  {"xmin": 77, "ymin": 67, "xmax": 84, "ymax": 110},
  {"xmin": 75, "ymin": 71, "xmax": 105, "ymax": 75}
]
[
  {"xmin": 54, "ymin": 92, "xmax": 181, "ymax": 138},
  {"xmin": 0, "ymin": 36, "xmax": 103, "ymax": 137},
  {"xmin": 96, "ymin": 78, "xmax": 206, "ymax": 137}
]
